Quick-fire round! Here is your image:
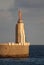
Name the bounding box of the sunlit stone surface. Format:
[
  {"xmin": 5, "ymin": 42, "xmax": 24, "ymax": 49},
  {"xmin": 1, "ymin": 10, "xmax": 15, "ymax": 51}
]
[{"xmin": 0, "ymin": 9, "xmax": 30, "ymax": 58}]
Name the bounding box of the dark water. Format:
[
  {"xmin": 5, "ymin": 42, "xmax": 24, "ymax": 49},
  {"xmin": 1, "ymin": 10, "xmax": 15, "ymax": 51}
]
[{"xmin": 0, "ymin": 45, "xmax": 44, "ymax": 65}]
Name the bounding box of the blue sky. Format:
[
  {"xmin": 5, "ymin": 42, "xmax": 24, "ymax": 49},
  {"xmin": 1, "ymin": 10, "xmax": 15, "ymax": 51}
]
[{"xmin": 0, "ymin": 0, "xmax": 44, "ymax": 45}]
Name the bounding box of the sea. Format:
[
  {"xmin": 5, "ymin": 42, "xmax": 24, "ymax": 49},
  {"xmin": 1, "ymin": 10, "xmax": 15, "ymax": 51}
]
[{"xmin": 0, "ymin": 45, "xmax": 44, "ymax": 65}]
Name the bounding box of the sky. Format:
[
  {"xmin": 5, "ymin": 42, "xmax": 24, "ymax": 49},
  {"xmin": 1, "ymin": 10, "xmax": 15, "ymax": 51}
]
[{"xmin": 0, "ymin": 0, "xmax": 44, "ymax": 45}]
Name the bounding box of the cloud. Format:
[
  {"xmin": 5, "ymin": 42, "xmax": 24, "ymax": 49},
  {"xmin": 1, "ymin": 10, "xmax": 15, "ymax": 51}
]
[
  {"xmin": 0, "ymin": 0, "xmax": 14, "ymax": 10},
  {"xmin": 0, "ymin": 0, "xmax": 44, "ymax": 10},
  {"xmin": 15, "ymin": 0, "xmax": 30, "ymax": 8},
  {"xmin": 15, "ymin": 0, "xmax": 44, "ymax": 8}
]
